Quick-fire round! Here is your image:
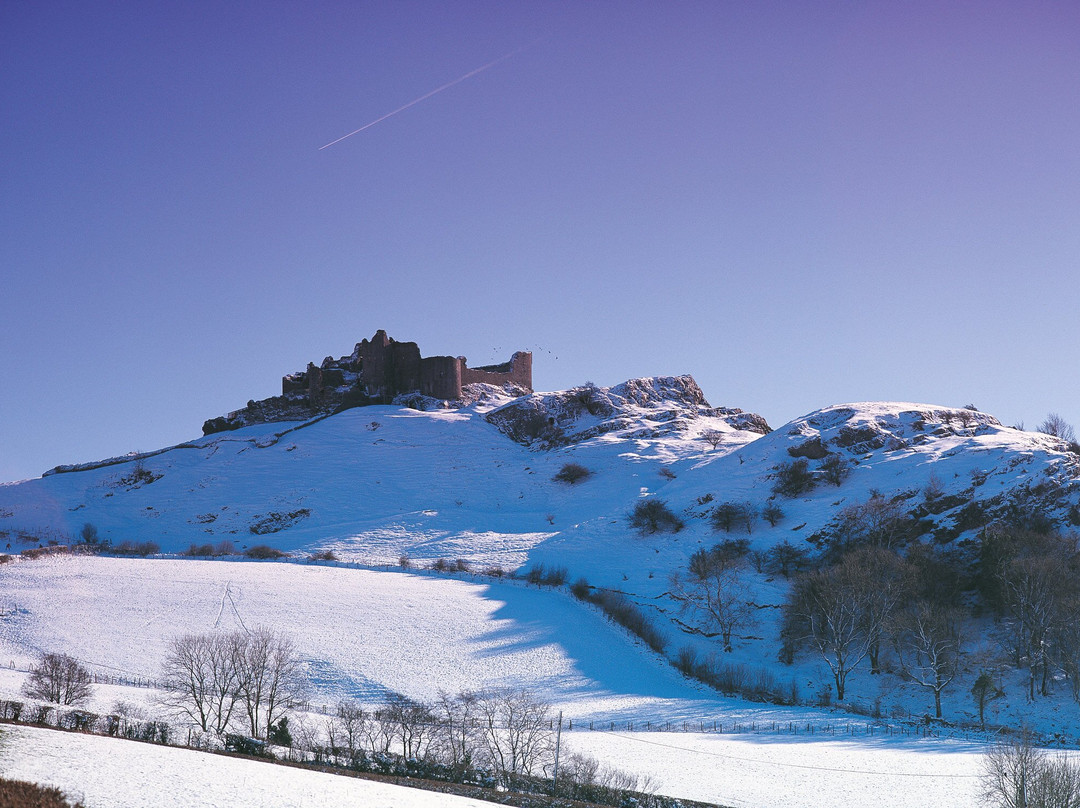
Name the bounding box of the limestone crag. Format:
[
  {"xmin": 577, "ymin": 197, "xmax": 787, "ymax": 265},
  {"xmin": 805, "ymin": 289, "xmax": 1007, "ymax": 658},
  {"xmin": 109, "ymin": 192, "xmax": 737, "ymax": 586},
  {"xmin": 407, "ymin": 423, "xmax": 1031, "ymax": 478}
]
[{"xmin": 202, "ymin": 330, "xmax": 532, "ymax": 435}]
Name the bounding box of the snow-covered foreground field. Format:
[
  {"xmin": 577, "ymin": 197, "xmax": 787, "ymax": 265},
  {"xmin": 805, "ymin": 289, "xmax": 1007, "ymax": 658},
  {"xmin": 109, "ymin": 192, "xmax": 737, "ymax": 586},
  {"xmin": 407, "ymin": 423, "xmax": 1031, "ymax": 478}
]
[
  {"xmin": 0, "ymin": 555, "xmax": 994, "ymax": 807},
  {"xmin": 0, "ymin": 723, "xmax": 987, "ymax": 808},
  {"xmin": 0, "ymin": 724, "xmax": 498, "ymax": 808},
  {"xmin": 0, "ymin": 555, "xmax": 712, "ymax": 720},
  {"xmin": 563, "ymin": 731, "xmax": 984, "ymax": 808}
]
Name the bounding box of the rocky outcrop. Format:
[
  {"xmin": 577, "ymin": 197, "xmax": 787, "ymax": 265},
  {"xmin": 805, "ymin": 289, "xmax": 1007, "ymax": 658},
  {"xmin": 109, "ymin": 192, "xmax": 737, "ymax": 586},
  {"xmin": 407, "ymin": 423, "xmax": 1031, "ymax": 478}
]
[
  {"xmin": 202, "ymin": 331, "xmax": 533, "ymax": 435},
  {"xmin": 485, "ymin": 375, "xmax": 771, "ymax": 447}
]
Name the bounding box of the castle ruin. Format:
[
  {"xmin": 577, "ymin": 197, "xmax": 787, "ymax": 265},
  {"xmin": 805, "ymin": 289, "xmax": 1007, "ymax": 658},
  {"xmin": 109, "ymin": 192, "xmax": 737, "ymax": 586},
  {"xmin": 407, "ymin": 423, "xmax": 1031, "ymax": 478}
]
[{"xmin": 203, "ymin": 330, "xmax": 532, "ymax": 435}]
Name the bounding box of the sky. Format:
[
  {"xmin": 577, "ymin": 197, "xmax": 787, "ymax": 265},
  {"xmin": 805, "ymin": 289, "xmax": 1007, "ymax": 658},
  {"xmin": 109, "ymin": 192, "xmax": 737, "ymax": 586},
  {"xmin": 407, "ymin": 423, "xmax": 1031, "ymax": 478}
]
[{"xmin": 2, "ymin": 0, "xmax": 1079, "ymax": 483}]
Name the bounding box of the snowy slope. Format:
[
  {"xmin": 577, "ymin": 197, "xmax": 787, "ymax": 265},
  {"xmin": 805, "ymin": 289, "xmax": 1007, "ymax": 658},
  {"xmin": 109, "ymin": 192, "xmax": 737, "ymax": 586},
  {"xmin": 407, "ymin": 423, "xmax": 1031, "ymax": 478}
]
[
  {"xmin": 3, "ymin": 381, "xmax": 1080, "ymax": 804},
  {"xmin": 0, "ymin": 724, "xmax": 507, "ymax": 808},
  {"xmin": 0, "ymin": 557, "xmax": 993, "ymax": 808},
  {"xmin": 0, "ymin": 722, "xmax": 991, "ymax": 808},
  {"xmin": 3, "ymin": 386, "xmax": 1075, "ymax": 588}
]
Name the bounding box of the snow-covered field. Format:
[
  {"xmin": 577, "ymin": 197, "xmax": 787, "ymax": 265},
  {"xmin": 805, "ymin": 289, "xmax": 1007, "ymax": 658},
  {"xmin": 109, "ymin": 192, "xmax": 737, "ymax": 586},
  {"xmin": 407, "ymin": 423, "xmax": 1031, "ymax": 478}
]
[
  {"xmin": 0, "ymin": 718, "xmax": 987, "ymax": 808},
  {"xmin": 3, "ymin": 389, "xmax": 1079, "ymax": 806},
  {"xmin": 0, "ymin": 724, "xmax": 500, "ymax": 808},
  {"xmin": 562, "ymin": 730, "xmax": 985, "ymax": 808},
  {"xmin": 0, "ymin": 555, "xmax": 712, "ymax": 720},
  {"xmin": 0, "ymin": 555, "xmax": 993, "ymax": 808}
]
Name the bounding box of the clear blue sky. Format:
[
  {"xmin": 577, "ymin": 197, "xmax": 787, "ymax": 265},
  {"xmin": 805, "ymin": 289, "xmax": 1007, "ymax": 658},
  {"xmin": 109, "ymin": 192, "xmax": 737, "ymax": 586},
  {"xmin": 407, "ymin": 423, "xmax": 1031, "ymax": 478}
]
[{"xmin": 2, "ymin": 1, "xmax": 1078, "ymax": 483}]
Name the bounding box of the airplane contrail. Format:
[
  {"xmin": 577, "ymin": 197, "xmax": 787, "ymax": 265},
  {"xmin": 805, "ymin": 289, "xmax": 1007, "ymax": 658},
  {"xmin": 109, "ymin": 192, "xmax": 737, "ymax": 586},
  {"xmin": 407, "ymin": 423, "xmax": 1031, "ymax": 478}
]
[{"xmin": 319, "ymin": 41, "xmax": 538, "ymax": 150}]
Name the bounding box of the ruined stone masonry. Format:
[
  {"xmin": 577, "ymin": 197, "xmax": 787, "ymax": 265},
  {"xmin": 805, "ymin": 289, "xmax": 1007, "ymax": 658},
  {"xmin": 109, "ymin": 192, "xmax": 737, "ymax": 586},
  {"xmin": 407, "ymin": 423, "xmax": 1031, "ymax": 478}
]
[{"xmin": 202, "ymin": 330, "xmax": 532, "ymax": 435}]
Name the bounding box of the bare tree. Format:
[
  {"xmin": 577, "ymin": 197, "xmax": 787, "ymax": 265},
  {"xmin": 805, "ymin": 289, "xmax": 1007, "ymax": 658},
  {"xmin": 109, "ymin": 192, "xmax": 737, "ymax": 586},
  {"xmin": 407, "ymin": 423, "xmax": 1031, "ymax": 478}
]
[
  {"xmin": 670, "ymin": 565, "xmax": 755, "ymax": 652},
  {"xmin": 377, "ymin": 693, "xmax": 435, "ymax": 759},
  {"xmin": 769, "ymin": 539, "xmax": 807, "ymax": 577},
  {"xmin": 701, "ymin": 430, "xmax": 724, "ymax": 450},
  {"xmin": 233, "ymin": 628, "xmax": 306, "ymax": 739},
  {"xmin": 846, "ymin": 546, "xmax": 909, "ymax": 674},
  {"xmin": 329, "ymin": 700, "xmax": 368, "ymax": 765},
  {"xmin": 22, "ymin": 652, "xmax": 92, "ymax": 706},
  {"xmin": 893, "ymin": 601, "xmax": 963, "ymax": 719},
  {"xmin": 762, "ymin": 503, "xmax": 785, "ymax": 528},
  {"xmin": 160, "ymin": 632, "xmax": 240, "ymax": 734},
  {"xmin": 1037, "ymin": 413, "xmax": 1077, "ymax": 445},
  {"xmin": 982, "ymin": 734, "xmax": 1080, "ymax": 808},
  {"xmin": 786, "ymin": 561, "xmax": 882, "ymax": 701},
  {"xmin": 476, "ymin": 689, "xmax": 554, "ymax": 787},
  {"xmin": 1000, "ymin": 555, "xmax": 1072, "ymax": 699},
  {"xmin": 433, "ymin": 690, "xmax": 481, "ymax": 773}
]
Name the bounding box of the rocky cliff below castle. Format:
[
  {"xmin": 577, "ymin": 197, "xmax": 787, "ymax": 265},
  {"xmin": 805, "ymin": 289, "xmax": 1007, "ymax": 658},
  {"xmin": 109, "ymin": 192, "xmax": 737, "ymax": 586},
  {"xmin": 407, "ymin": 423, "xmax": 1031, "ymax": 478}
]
[{"xmin": 202, "ymin": 330, "xmax": 532, "ymax": 435}]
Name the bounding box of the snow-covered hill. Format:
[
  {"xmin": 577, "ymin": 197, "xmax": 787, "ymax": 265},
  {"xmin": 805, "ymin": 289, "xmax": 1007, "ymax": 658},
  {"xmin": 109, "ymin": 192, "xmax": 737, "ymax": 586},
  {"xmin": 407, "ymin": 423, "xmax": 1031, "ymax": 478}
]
[
  {"xmin": 4, "ymin": 378, "xmax": 1080, "ymax": 805},
  {"xmin": 2, "ymin": 380, "xmax": 1077, "ymax": 588},
  {"xmin": 3, "ymin": 382, "xmax": 1080, "ymax": 722}
]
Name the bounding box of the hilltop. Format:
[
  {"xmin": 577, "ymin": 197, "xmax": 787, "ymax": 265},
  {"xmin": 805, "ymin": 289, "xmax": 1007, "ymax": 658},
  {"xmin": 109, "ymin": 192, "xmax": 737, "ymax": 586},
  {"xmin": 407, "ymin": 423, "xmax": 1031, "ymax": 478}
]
[{"xmin": 5, "ymin": 365, "xmax": 1080, "ymax": 806}]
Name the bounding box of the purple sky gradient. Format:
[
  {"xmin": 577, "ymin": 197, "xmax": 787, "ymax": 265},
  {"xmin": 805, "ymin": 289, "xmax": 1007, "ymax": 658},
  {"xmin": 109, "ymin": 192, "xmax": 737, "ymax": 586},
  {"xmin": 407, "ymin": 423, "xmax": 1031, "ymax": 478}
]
[{"xmin": 2, "ymin": 1, "xmax": 1079, "ymax": 482}]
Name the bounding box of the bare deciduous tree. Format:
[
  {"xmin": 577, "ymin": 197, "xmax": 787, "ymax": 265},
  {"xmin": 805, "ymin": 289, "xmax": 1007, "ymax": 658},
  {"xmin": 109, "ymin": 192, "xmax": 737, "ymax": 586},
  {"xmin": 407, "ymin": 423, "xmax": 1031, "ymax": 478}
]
[
  {"xmin": 233, "ymin": 628, "xmax": 306, "ymax": 739},
  {"xmin": 23, "ymin": 652, "xmax": 93, "ymax": 706},
  {"xmin": 160, "ymin": 631, "xmax": 240, "ymax": 734},
  {"xmin": 1000, "ymin": 555, "xmax": 1072, "ymax": 699},
  {"xmin": 670, "ymin": 565, "xmax": 755, "ymax": 652},
  {"xmin": 701, "ymin": 430, "xmax": 724, "ymax": 450},
  {"xmin": 846, "ymin": 546, "xmax": 908, "ymax": 674},
  {"xmin": 476, "ymin": 688, "xmax": 554, "ymax": 786},
  {"xmin": 786, "ymin": 555, "xmax": 896, "ymax": 700},
  {"xmin": 893, "ymin": 601, "xmax": 963, "ymax": 719},
  {"xmin": 1037, "ymin": 413, "xmax": 1077, "ymax": 445},
  {"xmin": 434, "ymin": 689, "xmax": 481, "ymax": 773},
  {"xmin": 328, "ymin": 700, "xmax": 368, "ymax": 764},
  {"xmin": 377, "ymin": 693, "xmax": 435, "ymax": 759},
  {"xmin": 982, "ymin": 734, "xmax": 1080, "ymax": 808}
]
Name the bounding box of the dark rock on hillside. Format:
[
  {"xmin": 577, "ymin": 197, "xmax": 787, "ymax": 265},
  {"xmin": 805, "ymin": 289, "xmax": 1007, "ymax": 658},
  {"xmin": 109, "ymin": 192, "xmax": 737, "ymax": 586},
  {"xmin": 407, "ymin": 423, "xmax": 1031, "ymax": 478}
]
[
  {"xmin": 485, "ymin": 375, "xmax": 770, "ymax": 447},
  {"xmin": 202, "ymin": 330, "xmax": 532, "ymax": 435}
]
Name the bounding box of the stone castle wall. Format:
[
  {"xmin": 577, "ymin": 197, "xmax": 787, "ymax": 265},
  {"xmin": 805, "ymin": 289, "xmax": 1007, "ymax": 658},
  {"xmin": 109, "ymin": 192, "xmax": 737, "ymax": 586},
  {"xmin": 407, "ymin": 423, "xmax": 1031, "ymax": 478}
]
[{"xmin": 203, "ymin": 329, "xmax": 532, "ymax": 434}]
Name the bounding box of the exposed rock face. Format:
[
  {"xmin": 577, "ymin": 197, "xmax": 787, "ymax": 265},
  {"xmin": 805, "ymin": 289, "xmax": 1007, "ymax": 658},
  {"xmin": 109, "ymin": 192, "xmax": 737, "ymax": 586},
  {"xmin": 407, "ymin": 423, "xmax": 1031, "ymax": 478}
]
[
  {"xmin": 484, "ymin": 375, "xmax": 771, "ymax": 447},
  {"xmin": 202, "ymin": 330, "xmax": 532, "ymax": 434}
]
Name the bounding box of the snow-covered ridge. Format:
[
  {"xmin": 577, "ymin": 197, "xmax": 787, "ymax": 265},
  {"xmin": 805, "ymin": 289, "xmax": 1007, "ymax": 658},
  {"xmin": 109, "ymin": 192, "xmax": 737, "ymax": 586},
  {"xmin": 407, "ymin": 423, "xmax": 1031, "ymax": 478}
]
[
  {"xmin": 484, "ymin": 375, "xmax": 771, "ymax": 447},
  {"xmin": 1, "ymin": 391, "xmax": 1077, "ymax": 566}
]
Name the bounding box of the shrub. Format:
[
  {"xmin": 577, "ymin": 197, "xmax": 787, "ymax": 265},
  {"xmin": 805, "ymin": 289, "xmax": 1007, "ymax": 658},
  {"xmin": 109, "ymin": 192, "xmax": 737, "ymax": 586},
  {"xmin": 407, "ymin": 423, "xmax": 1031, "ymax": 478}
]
[
  {"xmin": 710, "ymin": 503, "xmax": 756, "ymax": 534},
  {"xmin": 524, "ymin": 564, "xmax": 568, "ymax": 587},
  {"xmin": 553, "ymin": 463, "xmax": 592, "ymax": 484},
  {"xmin": 762, "ymin": 503, "xmax": 785, "ymax": 527},
  {"xmin": 244, "ymin": 545, "xmax": 289, "ymax": 560},
  {"xmin": 79, "ymin": 523, "xmax": 99, "ymax": 544},
  {"xmin": 249, "ymin": 509, "xmax": 311, "ymax": 535},
  {"xmin": 186, "ymin": 541, "xmax": 235, "ymax": 557},
  {"xmin": 225, "ymin": 734, "xmax": 271, "ymax": 757},
  {"xmin": 482, "ymin": 565, "xmax": 505, "ymax": 578},
  {"xmin": 819, "ymin": 454, "xmax": 851, "ymax": 486},
  {"xmin": 23, "ymin": 652, "xmax": 92, "ymax": 705},
  {"xmin": 433, "ymin": 558, "xmax": 450, "ymax": 572},
  {"xmin": 0, "ymin": 778, "xmax": 86, "ymax": 808},
  {"xmin": 309, "ymin": 549, "xmax": 338, "ymax": 562},
  {"xmin": 584, "ymin": 590, "xmax": 667, "ymax": 654},
  {"xmin": 569, "ymin": 578, "xmax": 592, "ymax": 600},
  {"xmin": 629, "ymin": 499, "xmax": 685, "ymax": 535},
  {"xmin": 772, "ymin": 459, "xmax": 816, "ymax": 498},
  {"xmin": 108, "ymin": 541, "xmax": 159, "ymax": 557},
  {"xmin": 675, "ymin": 646, "xmax": 705, "ymax": 677},
  {"xmin": 658, "ymin": 467, "xmax": 677, "ymax": 480}
]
